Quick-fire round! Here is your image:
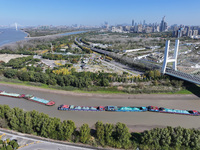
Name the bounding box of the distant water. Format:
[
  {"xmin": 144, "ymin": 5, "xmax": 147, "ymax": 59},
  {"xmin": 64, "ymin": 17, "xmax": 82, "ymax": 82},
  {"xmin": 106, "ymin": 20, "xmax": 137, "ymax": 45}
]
[
  {"xmin": 0, "ymin": 28, "xmax": 28, "ymax": 47},
  {"xmin": 0, "ymin": 29, "xmax": 86, "ymax": 47}
]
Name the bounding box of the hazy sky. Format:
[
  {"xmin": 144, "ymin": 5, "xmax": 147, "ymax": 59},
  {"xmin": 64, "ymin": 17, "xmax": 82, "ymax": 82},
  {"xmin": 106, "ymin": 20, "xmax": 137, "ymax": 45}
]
[{"xmin": 1, "ymin": 0, "xmax": 200, "ymax": 26}]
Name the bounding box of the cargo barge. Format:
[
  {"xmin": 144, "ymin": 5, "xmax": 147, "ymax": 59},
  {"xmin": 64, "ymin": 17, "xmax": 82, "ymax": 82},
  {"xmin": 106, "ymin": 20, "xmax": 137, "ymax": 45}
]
[
  {"xmin": 148, "ymin": 106, "xmax": 200, "ymax": 116},
  {"xmin": 58, "ymin": 105, "xmax": 105, "ymax": 111},
  {"xmin": 0, "ymin": 91, "xmax": 25, "ymax": 98},
  {"xmin": 24, "ymin": 95, "xmax": 55, "ymax": 106}
]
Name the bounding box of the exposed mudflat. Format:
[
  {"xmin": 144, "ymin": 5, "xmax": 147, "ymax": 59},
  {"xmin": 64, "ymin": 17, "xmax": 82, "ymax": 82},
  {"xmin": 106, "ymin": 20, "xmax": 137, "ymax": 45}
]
[{"xmin": 0, "ymin": 83, "xmax": 199, "ymax": 132}]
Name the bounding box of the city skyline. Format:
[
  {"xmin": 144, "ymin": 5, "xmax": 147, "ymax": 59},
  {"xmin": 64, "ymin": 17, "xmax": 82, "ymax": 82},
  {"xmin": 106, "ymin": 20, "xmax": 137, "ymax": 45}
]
[{"xmin": 1, "ymin": 0, "xmax": 200, "ymax": 26}]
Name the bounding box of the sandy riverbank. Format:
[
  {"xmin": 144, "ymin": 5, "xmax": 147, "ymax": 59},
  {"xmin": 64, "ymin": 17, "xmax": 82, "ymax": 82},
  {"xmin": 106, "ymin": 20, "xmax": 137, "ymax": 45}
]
[
  {"xmin": 0, "ymin": 54, "xmax": 29, "ymax": 63},
  {"xmin": 0, "ymin": 82, "xmax": 199, "ymax": 100}
]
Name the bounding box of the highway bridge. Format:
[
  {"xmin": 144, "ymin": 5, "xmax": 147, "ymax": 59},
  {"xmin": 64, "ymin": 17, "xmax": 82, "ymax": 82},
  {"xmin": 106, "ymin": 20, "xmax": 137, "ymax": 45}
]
[{"xmin": 165, "ymin": 68, "xmax": 200, "ymax": 85}]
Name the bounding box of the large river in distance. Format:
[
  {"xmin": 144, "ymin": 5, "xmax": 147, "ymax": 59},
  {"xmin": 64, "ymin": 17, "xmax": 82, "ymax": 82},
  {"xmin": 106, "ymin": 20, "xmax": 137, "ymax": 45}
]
[
  {"xmin": 0, "ymin": 29, "xmax": 28, "ymax": 47},
  {"xmin": 0, "ymin": 84, "xmax": 199, "ymax": 131},
  {"xmin": 0, "ymin": 28, "xmax": 86, "ymax": 47}
]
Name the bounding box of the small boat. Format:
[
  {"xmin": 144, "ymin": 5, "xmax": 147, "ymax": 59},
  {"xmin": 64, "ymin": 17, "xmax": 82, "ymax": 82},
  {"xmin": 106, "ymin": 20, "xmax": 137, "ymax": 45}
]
[
  {"xmin": 24, "ymin": 94, "xmax": 55, "ymax": 106},
  {"xmin": 0, "ymin": 91, "xmax": 25, "ymax": 98},
  {"xmin": 58, "ymin": 104, "xmax": 105, "ymax": 111}
]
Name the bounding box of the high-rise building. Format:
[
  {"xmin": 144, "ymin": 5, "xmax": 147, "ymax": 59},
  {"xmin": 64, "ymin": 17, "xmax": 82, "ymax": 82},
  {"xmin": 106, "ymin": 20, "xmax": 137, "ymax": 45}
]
[
  {"xmin": 160, "ymin": 16, "xmax": 168, "ymax": 32},
  {"xmin": 193, "ymin": 30, "xmax": 198, "ymax": 36},
  {"xmin": 185, "ymin": 26, "xmax": 190, "ymax": 36},
  {"xmin": 143, "ymin": 20, "xmax": 146, "ymax": 26},
  {"xmin": 188, "ymin": 30, "xmax": 193, "ymax": 37},
  {"xmin": 132, "ymin": 20, "xmax": 134, "ymax": 26},
  {"xmin": 104, "ymin": 22, "xmax": 109, "ymax": 29}
]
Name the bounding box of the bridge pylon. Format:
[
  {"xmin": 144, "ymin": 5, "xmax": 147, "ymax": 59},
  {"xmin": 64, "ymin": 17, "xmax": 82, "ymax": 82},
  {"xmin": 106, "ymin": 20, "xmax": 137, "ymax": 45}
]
[{"xmin": 161, "ymin": 39, "xmax": 179, "ymax": 74}]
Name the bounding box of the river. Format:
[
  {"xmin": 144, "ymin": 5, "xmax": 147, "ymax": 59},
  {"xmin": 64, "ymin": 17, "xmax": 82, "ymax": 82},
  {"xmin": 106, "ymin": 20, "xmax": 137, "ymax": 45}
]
[
  {"xmin": 0, "ymin": 28, "xmax": 86, "ymax": 47},
  {"xmin": 0, "ymin": 84, "xmax": 199, "ymax": 131},
  {"xmin": 0, "ymin": 28, "xmax": 28, "ymax": 47}
]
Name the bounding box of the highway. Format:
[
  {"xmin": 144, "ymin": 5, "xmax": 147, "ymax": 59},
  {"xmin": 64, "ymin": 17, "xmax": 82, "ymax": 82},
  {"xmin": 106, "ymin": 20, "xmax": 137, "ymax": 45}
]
[{"xmin": 100, "ymin": 59, "xmax": 142, "ymax": 75}]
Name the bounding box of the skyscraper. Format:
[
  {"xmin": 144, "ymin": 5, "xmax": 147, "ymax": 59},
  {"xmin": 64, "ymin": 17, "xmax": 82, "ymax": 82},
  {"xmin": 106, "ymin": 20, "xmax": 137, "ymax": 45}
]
[
  {"xmin": 143, "ymin": 20, "xmax": 146, "ymax": 26},
  {"xmin": 132, "ymin": 20, "xmax": 134, "ymax": 26},
  {"xmin": 160, "ymin": 16, "xmax": 167, "ymax": 32},
  {"xmin": 185, "ymin": 26, "xmax": 190, "ymax": 36}
]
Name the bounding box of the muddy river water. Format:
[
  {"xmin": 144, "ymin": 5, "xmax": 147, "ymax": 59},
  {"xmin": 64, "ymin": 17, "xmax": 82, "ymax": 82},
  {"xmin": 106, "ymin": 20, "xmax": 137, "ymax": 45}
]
[{"xmin": 0, "ymin": 84, "xmax": 200, "ymax": 131}]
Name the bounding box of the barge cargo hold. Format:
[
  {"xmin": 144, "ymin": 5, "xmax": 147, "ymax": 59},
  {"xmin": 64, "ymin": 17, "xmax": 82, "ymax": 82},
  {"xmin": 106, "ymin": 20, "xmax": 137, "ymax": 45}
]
[
  {"xmin": 58, "ymin": 104, "xmax": 105, "ymax": 111},
  {"xmin": 0, "ymin": 91, "xmax": 25, "ymax": 98},
  {"xmin": 117, "ymin": 106, "xmax": 147, "ymax": 112},
  {"xmin": 158, "ymin": 107, "xmax": 200, "ymax": 116},
  {"xmin": 24, "ymin": 95, "xmax": 55, "ymax": 106},
  {"xmin": 104, "ymin": 106, "xmax": 147, "ymax": 112}
]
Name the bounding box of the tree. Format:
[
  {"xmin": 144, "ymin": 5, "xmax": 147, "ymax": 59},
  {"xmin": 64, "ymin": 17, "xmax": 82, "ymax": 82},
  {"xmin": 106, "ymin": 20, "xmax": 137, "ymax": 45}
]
[
  {"xmin": 5, "ymin": 145, "xmax": 12, "ymax": 150},
  {"xmin": 24, "ymin": 112, "xmax": 33, "ymax": 134},
  {"xmin": 17, "ymin": 71, "xmax": 30, "ymax": 81},
  {"xmin": 79, "ymin": 124, "xmax": 91, "ymax": 144},
  {"xmin": 148, "ymin": 70, "xmax": 154, "ymax": 79},
  {"xmin": 95, "ymin": 121, "xmax": 105, "ymax": 146},
  {"xmin": 104, "ymin": 123, "xmax": 114, "ymax": 146},
  {"xmin": 154, "ymin": 70, "xmax": 161, "ymax": 78},
  {"xmin": 99, "ymin": 78, "xmax": 109, "ymax": 86},
  {"xmin": 62, "ymin": 120, "xmax": 76, "ymax": 141},
  {"xmin": 0, "ymin": 118, "xmax": 7, "ymax": 128},
  {"xmin": 3, "ymin": 69, "xmax": 17, "ymax": 78},
  {"xmin": 114, "ymin": 122, "xmax": 131, "ymax": 149},
  {"xmin": 8, "ymin": 140, "xmax": 19, "ymax": 149}
]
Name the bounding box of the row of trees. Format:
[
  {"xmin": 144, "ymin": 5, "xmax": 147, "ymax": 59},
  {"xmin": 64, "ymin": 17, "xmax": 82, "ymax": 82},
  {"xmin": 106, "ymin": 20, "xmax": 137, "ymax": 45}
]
[
  {"xmin": 0, "ymin": 49, "xmax": 34, "ymax": 55},
  {"xmin": 141, "ymin": 126, "xmax": 200, "ymax": 149},
  {"xmin": 74, "ymin": 41, "xmax": 93, "ymax": 53},
  {"xmin": 42, "ymin": 53, "xmax": 81, "ymax": 63},
  {"xmin": 0, "ymin": 105, "xmax": 199, "ymax": 149},
  {"xmin": 3, "ymin": 69, "xmax": 113, "ymax": 88}
]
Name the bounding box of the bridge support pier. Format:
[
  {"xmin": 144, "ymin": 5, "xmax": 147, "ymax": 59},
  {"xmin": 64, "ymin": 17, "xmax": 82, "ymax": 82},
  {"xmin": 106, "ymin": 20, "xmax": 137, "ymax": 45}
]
[{"xmin": 162, "ymin": 39, "xmax": 179, "ymax": 74}]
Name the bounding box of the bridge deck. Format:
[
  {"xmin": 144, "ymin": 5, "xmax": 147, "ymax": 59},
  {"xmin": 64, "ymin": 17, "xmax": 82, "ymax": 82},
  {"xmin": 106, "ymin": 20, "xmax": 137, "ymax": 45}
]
[{"xmin": 166, "ymin": 68, "xmax": 200, "ymax": 85}]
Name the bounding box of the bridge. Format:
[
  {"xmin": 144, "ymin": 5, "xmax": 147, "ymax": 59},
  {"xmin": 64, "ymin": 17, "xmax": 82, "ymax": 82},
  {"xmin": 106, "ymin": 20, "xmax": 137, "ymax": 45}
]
[
  {"xmin": 161, "ymin": 36, "xmax": 200, "ymax": 85},
  {"xmin": 165, "ymin": 68, "xmax": 200, "ymax": 85}
]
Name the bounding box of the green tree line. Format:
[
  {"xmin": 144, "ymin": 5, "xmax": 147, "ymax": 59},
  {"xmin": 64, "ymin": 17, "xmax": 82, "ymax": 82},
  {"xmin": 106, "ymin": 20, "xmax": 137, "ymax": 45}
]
[{"xmin": 42, "ymin": 53, "xmax": 81, "ymax": 62}]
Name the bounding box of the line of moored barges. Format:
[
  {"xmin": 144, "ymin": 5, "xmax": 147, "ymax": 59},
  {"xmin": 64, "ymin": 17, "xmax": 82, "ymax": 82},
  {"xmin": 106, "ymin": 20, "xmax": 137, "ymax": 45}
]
[
  {"xmin": 1, "ymin": 90, "xmax": 200, "ymax": 116},
  {"xmin": 57, "ymin": 105, "xmax": 200, "ymax": 116}
]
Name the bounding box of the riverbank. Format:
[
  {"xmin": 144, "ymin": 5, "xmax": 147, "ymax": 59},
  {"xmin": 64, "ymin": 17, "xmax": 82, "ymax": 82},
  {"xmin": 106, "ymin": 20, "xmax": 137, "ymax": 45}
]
[{"xmin": 0, "ymin": 82, "xmax": 199, "ymax": 100}]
